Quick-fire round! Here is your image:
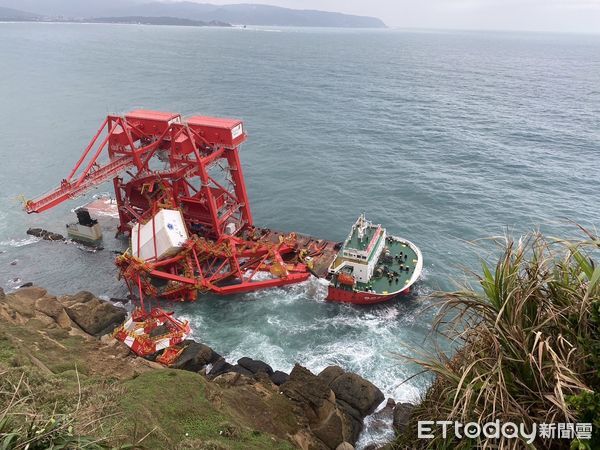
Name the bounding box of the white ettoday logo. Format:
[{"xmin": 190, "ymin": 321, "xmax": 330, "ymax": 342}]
[
  {"xmin": 418, "ymin": 421, "xmax": 593, "ymax": 442},
  {"xmin": 418, "ymin": 420, "xmax": 537, "ymax": 444}
]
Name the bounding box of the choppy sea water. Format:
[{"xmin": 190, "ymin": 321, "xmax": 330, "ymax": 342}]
[{"xmin": 0, "ymin": 23, "xmax": 599, "ymax": 447}]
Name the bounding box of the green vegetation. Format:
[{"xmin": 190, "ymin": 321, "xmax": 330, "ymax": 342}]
[
  {"xmin": 0, "ymin": 357, "xmax": 112, "ymax": 449},
  {"xmin": 114, "ymin": 370, "xmax": 294, "ymax": 449},
  {"xmin": 0, "ymin": 316, "xmax": 296, "ymax": 449},
  {"xmin": 395, "ymin": 231, "xmax": 600, "ymax": 449}
]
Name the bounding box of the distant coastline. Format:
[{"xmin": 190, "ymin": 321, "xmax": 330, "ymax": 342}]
[
  {"xmin": 0, "ymin": 16, "xmax": 232, "ymax": 28},
  {"xmin": 0, "ymin": 2, "xmax": 386, "ymax": 29}
]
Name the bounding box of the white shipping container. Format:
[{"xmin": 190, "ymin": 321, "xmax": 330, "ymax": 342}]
[{"xmin": 131, "ymin": 209, "xmax": 189, "ymax": 261}]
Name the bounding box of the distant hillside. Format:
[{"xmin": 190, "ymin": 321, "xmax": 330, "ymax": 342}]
[
  {"xmin": 89, "ymin": 16, "xmax": 230, "ymax": 27},
  {"xmin": 0, "ymin": 0, "xmax": 386, "ymax": 28},
  {"xmin": 117, "ymin": 2, "xmax": 387, "ymax": 28},
  {"xmin": 0, "ymin": 6, "xmax": 40, "ymax": 19},
  {"xmin": 0, "ymin": 0, "xmax": 139, "ymax": 18}
]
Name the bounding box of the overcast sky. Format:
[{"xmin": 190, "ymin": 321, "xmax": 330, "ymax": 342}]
[{"xmin": 186, "ymin": 0, "xmax": 600, "ymax": 33}]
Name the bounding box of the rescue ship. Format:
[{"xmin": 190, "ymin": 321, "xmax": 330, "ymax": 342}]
[{"xmin": 326, "ymin": 214, "xmax": 422, "ymax": 304}]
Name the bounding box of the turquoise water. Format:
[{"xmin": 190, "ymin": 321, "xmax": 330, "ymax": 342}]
[{"xmin": 1, "ymin": 23, "xmax": 599, "ymax": 446}]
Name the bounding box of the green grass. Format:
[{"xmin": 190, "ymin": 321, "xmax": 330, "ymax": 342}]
[
  {"xmin": 1, "ymin": 313, "xmax": 298, "ymax": 450},
  {"xmin": 0, "ymin": 333, "xmax": 16, "ymax": 365},
  {"xmin": 115, "ymin": 370, "xmax": 294, "ymax": 449}
]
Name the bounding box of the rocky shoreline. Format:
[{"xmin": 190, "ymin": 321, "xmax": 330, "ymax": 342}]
[{"xmin": 0, "ymin": 285, "xmax": 413, "ymax": 449}]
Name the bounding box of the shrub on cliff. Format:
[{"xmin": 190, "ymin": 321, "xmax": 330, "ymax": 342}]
[{"xmin": 396, "ymin": 231, "xmax": 600, "ymax": 449}]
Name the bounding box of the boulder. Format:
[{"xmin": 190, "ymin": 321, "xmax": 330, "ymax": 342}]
[
  {"xmin": 26, "ymin": 228, "xmax": 45, "ymax": 237},
  {"xmin": 14, "ymin": 287, "xmax": 47, "ymax": 300},
  {"xmin": 329, "ymin": 373, "xmax": 384, "ymax": 417},
  {"xmin": 59, "ymin": 291, "xmax": 95, "ymax": 308},
  {"xmin": 334, "ymin": 399, "xmax": 363, "ymax": 443},
  {"xmin": 35, "ymin": 296, "xmax": 72, "ymax": 330},
  {"xmin": 43, "ymin": 232, "xmax": 64, "ymax": 241},
  {"xmin": 171, "ymin": 341, "xmax": 220, "ymax": 372},
  {"xmin": 366, "ymin": 398, "xmax": 396, "ymax": 442},
  {"xmin": 35, "ymin": 295, "xmax": 64, "ymax": 318},
  {"xmin": 270, "ymin": 370, "xmax": 290, "ymax": 386},
  {"xmin": 281, "ymin": 364, "xmax": 355, "ymax": 448},
  {"xmin": 319, "ymin": 365, "xmax": 345, "ymax": 386},
  {"xmin": 231, "ymin": 365, "xmax": 254, "ymax": 377},
  {"xmin": 335, "ymin": 399, "xmax": 362, "ymax": 422},
  {"xmin": 208, "ymin": 357, "xmax": 234, "ymax": 379},
  {"xmin": 3, "ymin": 287, "xmax": 47, "ymax": 318},
  {"xmin": 336, "ymin": 443, "xmax": 355, "ymax": 450},
  {"xmin": 0, "ymin": 287, "xmax": 4, "ymax": 300},
  {"xmin": 237, "ymin": 357, "xmax": 273, "ymax": 375},
  {"xmin": 62, "ymin": 291, "xmax": 126, "ymax": 336},
  {"xmin": 392, "ymin": 403, "xmax": 414, "ymax": 435}
]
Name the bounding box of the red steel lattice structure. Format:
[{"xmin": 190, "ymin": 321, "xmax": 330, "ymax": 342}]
[{"xmin": 26, "ymin": 110, "xmax": 311, "ymax": 303}]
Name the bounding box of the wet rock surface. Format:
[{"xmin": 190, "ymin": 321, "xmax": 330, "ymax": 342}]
[
  {"xmin": 392, "ymin": 402, "xmax": 415, "ymax": 435},
  {"xmin": 60, "ymin": 291, "xmax": 126, "ymax": 336},
  {"xmin": 170, "ymin": 340, "xmax": 221, "ymax": 372},
  {"xmin": 319, "ymin": 365, "xmax": 385, "ymax": 417},
  {"xmin": 208, "ymin": 357, "xmax": 234, "ymax": 379},
  {"xmin": 163, "ymin": 346, "xmax": 389, "ymax": 448},
  {"xmin": 279, "ymin": 364, "xmax": 369, "ymax": 447},
  {"xmin": 237, "ymin": 356, "xmax": 274, "ymax": 375},
  {"xmin": 27, "ymin": 227, "xmax": 65, "ymax": 241},
  {"xmin": 270, "ymin": 370, "xmax": 290, "ymax": 386}
]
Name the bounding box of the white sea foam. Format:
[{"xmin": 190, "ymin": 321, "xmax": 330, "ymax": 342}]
[{"xmin": 0, "ymin": 237, "xmax": 40, "ymax": 247}]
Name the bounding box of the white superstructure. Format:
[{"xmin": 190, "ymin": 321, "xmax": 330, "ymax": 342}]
[
  {"xmin": 328, "ymin": 214, "xmax": 387, "ymax": 283},
  {"xmin": 131, "ymin": 209, "xmax": 189, "ymax": 261}
]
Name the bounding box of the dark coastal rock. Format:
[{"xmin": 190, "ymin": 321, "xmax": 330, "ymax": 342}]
[
  {"xmin": 208, "ymin": 357, "xmax": 234, "ymax": 379},
  {"xmin": 281, "ymin": 364, "xmax": 356, "ymax": 448},
  {"xmin": 319, "ymin": 365, "xmax": 385, "ymax": 424},
  {"xmin": 172, "ymin": 341, "xmax": 220, "ymax": 372},
  {"xmin": 19, "ymin": 282, "xmax": 34, "ymax": 288},
  {"xmin": 27, "ymin": 227, "xmax": 64, "ymax": 241},
  {"xmin": 318, "ymin": 365, "xmax": 345, "ymax": 386},
  {"xmin": 26, "ymin": 228, "xmax": 45, "ymax": 237},
  {"xmin": 334, "ymin": 398, "xmax": 363, "ymax": 443},
  {"xmin": 44, "ymin": 232, "xmax": 64, "ymax": 241},
  {"xmin": 270, "ymin": 370, "xmax": 290, "ymax": 386},
  {"xmin": 365, "ymin": 398, "xmax": 396, "ymax": 442},
  {"xmin": 336, "ymin": 398, "xmax": 362, "ymax": 423},
  {"xmin": 35, "ymin": 295, "xmax": 72, "ymax": 330},
  {"xmin": 329, "ymin": 372, "xmax": 385, "ymax": 417},
  {"xmin": 0, "ymin": 287, "xmax": 4, "ymax": 300},
  {"xmin": 392, "ymin": 402, "xmax": 414, "ymax": 434},
  {"xmin": 231, "ymin": 364, "xmax": 254, "ymax": 377},
  {"xmin": 62, "ymin": 291, "xmax": 126, "ymax": 336},
  {"xmin": 237, "ymin": 357, "xmax": 273, "ymax": 375},
  {"xmin": 10, "ymin": 260, "xmax": 17, "ymax": 266}
]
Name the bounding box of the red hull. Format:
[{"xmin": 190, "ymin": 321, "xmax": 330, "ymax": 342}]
[{"xmin": 326, "ymin": 285, "xmax": 410, "ymax": 305}]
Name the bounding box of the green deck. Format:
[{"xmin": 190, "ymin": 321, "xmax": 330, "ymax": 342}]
[
  {"xmin": 344, "ymin": 225, "xmax": 379, "ymax": 252},
  {"xmin": 334, "ymin": 238, "xmax": 419, "ymax": 295}
]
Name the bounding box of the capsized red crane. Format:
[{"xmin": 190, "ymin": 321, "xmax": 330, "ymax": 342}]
[
  {"xmin": 24, "ymin": 110, "xmax": 341, "ymax": 361},
  {"xmin": 25, "ymin": 110, "xmax": 324, "ymax": 306}
]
